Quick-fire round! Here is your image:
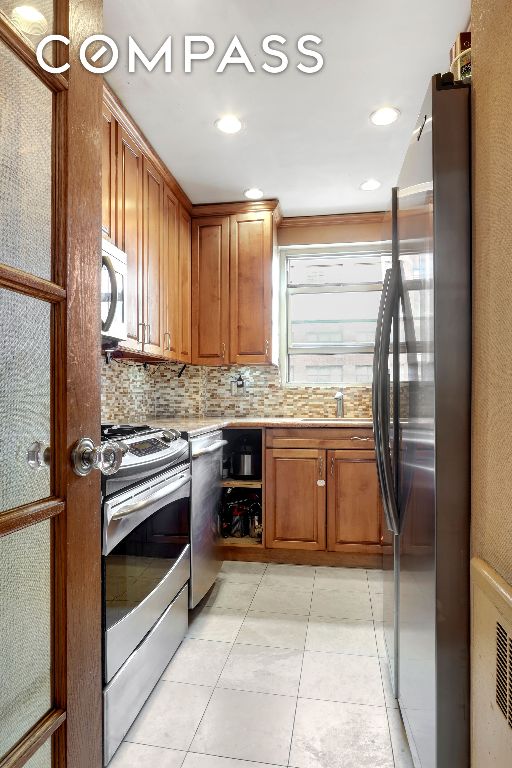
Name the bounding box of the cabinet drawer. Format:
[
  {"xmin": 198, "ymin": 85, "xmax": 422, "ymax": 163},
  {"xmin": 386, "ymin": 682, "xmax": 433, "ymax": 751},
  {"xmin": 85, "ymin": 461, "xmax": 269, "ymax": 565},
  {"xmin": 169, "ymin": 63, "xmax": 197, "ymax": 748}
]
[{"xmin": 265, "ymin": 428, "xmax": 374, "ymax": 450}]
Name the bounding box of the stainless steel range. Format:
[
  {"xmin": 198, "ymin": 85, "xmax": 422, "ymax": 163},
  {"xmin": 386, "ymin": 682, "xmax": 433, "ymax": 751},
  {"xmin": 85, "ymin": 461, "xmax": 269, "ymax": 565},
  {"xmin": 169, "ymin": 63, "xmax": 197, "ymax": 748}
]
[{"xmin": 101, "ymin": 424, "xmax": 191, "ymax": 765}]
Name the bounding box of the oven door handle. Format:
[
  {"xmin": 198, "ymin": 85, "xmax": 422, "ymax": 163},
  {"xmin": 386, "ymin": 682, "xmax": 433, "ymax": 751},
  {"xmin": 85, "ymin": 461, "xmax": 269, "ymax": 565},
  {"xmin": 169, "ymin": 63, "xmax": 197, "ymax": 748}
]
[
  {"xmin": 191, "ymin": 439, "xmax": 228, "ymax": 458},
  {"xmin": 110, "ymin": 473, "xmax": 190, "ymax": 520}
]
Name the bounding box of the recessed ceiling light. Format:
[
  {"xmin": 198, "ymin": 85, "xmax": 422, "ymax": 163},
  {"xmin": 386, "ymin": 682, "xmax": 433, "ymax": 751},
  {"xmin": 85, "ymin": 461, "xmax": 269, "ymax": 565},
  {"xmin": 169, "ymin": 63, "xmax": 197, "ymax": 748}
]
[
  {"xmin": 360, "ymin": 179, "xmax": 381, "ymax": 191},
  {"xmin": 370, "ymin": 106, "xmax": 400, "ymax": 126},
  {"xmin": 244, "ymin": 188, "xmax": 264, "ymax": 200},
  {"xmin": 11, "ymin": 5, "xmax": 48, "ymax": 35},
  {"xmin": 215, "ymin": 115, "xmax": 242, "ymax": 134}
]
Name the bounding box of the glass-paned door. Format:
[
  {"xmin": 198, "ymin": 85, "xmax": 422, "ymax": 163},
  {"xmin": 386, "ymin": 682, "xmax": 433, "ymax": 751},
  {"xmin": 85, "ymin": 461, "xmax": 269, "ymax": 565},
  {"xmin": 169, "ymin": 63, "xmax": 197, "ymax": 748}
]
[
  {"xmin": 0, "ymin": 35, "xmax": 54, "ymax": 767},
  {"xmin": 0, "ymin": 2, "xmax": 102, "ymax": 766}
]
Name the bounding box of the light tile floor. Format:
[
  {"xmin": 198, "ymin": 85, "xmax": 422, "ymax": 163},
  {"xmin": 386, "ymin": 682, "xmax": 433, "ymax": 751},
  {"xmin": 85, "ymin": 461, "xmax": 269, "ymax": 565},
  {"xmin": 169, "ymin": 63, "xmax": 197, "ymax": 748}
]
[{"xmin": 111, "ymin": 562, "xmax": 414, "ymax": 768}]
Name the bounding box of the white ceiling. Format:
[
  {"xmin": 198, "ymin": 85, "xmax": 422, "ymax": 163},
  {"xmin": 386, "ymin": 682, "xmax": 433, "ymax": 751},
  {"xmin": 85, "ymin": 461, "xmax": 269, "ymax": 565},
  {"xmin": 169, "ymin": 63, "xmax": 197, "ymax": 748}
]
[{"xmin": 104, "ymin": 0, "xmax": 470, "ymax": 216}]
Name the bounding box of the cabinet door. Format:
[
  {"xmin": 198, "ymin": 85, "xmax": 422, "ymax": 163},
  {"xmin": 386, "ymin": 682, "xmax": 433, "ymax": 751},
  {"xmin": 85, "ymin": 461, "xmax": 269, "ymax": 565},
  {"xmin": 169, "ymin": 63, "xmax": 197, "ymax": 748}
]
[
  {"xmin": 116, "ymin": 126, "xmax": 143, "ymax": 350},
  {"xmin": 178, "ymin": 205, "xmax": 192, "ymax": 362},
  {"xmin": 162, "ymin": 184, "xmax": 179, "ymax": 359},
  {"xmin": 102, "ymin": 104, "xmax": 116, "ymax": 241},
  {"xmin": 265, "ymin": 448, "xmax": 326, "ymax": 550},
  {"xmin": 327, "ymin": 450, "xmax": 382, "ymax": 552},
  {"xmin": 229, "ymin": 211, "xmax": 273, "ymax": 364},
  {"xmin": 142, "ymin": 157, "xmax": 165, "ymax": 355},
  {"xmin": 191, "ymin": 216, "xmax": 230, "ymax": 365}
]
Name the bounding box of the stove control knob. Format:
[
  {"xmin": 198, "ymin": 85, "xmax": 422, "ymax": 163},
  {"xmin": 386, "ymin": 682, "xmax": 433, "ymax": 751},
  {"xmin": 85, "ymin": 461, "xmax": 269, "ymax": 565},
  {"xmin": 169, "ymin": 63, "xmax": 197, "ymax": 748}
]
[{"xmin": 161, "ymin": 429, "xmax": 180, "ymax": 442}]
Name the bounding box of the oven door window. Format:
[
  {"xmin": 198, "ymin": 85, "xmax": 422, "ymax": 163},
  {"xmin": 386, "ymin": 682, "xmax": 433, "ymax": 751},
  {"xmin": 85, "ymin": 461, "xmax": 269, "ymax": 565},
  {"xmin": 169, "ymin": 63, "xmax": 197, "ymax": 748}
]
[{"xmin": 104, "ymin": 494, "xmax": 189, "ymax": 630}]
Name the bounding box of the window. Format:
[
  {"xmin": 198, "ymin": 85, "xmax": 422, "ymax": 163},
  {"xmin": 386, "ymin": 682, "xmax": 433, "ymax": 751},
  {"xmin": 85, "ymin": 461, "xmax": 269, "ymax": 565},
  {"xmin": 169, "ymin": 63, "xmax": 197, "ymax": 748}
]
[{"xmin": 281, "ymin": 242, "xmax": 392, "ymax": 385}]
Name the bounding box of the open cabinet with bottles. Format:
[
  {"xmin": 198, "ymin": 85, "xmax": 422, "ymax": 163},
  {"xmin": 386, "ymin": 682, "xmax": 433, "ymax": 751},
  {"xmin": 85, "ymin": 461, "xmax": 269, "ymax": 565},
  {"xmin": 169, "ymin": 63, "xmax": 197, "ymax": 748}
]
[{"xmin": 219, "ymin": 429, "xmax": 264, "ymax": 549}]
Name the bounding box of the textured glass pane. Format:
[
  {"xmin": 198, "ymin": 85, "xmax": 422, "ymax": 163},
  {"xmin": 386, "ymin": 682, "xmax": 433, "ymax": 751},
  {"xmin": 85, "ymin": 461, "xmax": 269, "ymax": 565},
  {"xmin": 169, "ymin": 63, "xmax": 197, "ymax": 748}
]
[
  {"xmin": 0, "ymin": 2, "xmax": 54, "ymax": 54},
  {"xmin": 0, "ymin": 521, "xmax": 51, "ymax": 758},
  {"xmin": 0, "ymin": 288, "xmax": 51, "ymax": 513},
  {"xmin": 25, "ymin": 739, "xmax": 51, "ymax": 768},
  {"xmin": 289, "ymin": 353, "xmax": 375, "ymax": 385},
  {"xmin": 0, "ymin": 39, "xmax": 52, "ymax": 279},
  {"xmin": 289, "ymin": 291, "xmax": 381, "ymax": 346},
  {"xmin": 288, "ymin": 253, "xmax": 386, "ymax": 286}
]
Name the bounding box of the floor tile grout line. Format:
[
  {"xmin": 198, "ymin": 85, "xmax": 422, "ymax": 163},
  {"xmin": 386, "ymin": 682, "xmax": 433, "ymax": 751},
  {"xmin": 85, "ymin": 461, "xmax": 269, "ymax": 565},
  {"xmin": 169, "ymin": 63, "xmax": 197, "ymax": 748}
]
[
  {"xmin": 375, "ymin": 631, "xmax": 397, "ymax": 766},
  {"xmin": 186, "ymin": 748, "xmax": 287, "ymax": 767},
  {"xmin": 385, "ymin": 707, "xmax": 399, "ymax": 768},
  {"xmin": 285, "ymin": 566, "xmax": 316, "ymax": 767},
  {"xmin": 183, "ymin": 561, "xmax": 269, "ymax": 756}
]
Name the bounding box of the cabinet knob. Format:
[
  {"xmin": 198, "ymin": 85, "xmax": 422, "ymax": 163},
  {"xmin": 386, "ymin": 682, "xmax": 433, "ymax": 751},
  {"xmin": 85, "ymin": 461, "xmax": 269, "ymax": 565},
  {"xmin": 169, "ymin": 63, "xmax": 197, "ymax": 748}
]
[
  {"xmin": 330, "ymin": 456, "xmax": 335, "ymax": 477},
  {"xmin": 164, "ymin": 331, "xmax": 171, "ymax": 351},
  {"xmin": 265, "ymin": 339, "xmax": 270, "ymax": 356},
  {"xmin": 221, "ymin": 342, "xmax": 226, "ymax": 361}
]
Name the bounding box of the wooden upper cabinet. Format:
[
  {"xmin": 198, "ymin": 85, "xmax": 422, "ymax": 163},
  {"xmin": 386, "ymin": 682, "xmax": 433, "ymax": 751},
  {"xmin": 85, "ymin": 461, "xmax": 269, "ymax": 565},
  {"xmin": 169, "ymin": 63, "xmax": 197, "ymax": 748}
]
[
  {"xmin": 265, "ymin": 448, "xmax": 327, "ymax": 550},
  {"xmin": 142, "ymin": 157, "xmax": 165, "ymax": 355},
  {"xmin": 116, "ymin": 126, "xmax": 143, "ymax": 350},
  {"xmin": 191, "ymin": 217, "xmax": 230, "ymax": 365},
  {"xmin": 229, "ymin": 211, "xmax": 273, "ymax": 364},
  {"xmin": 102, "ymin": 104, "xmax": 116, "ymax": 241},
  {"xmin": 162, "ymin": 184, "xmax": 179, "ymax": 359},
  {"xmin": 178, "ymin": 205, "xmax": 192, "ymax": 362},
  {"xmin": 327, "ymin": 449, "xmax": 382, "ymax": 552}
]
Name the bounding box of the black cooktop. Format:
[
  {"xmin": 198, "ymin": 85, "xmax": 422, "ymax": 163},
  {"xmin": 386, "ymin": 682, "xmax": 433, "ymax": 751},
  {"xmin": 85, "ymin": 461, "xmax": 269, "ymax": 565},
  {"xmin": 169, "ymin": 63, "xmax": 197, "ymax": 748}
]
[{"xmin": 101, "ymin": 424, "xmax": 152, "ymax": 440}]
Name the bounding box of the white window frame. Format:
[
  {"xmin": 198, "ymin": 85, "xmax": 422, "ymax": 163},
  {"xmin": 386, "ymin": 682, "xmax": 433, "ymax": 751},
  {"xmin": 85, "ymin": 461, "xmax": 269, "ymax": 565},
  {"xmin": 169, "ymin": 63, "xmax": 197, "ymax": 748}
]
[{"xmin": 279, "ymin": 241, "xmax": 392, "ymax": 387}]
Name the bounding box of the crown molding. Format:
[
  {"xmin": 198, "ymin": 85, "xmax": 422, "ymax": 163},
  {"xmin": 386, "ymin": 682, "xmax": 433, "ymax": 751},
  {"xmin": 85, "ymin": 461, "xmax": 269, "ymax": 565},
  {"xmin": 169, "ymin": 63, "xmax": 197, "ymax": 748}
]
[
  {"xmin": 279, "ymin": 211, "xmax": 386, "ymax": 229},
  {"xmin": 192, "ymin": 199, "xmax": 281, "ymax": 219},
  {"xmin": 103, "ymin": 83, "xmax": 193, "ymax": 213}
]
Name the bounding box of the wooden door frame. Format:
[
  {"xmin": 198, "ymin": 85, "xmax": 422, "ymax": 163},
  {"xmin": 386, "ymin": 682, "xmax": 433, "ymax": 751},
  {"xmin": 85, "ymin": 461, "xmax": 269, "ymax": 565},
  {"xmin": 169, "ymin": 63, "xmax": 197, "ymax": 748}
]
[{"xmin": 0, "ymin": 1, "xmax": 103, "ymax": 766}]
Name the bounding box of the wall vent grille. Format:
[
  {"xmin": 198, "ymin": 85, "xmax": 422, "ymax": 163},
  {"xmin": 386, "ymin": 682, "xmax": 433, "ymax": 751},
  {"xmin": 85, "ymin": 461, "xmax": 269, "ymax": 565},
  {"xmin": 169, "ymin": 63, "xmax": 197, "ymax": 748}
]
[{"xmin": 496, "ymin": 621, "xmax": 512, "ymax": 728}]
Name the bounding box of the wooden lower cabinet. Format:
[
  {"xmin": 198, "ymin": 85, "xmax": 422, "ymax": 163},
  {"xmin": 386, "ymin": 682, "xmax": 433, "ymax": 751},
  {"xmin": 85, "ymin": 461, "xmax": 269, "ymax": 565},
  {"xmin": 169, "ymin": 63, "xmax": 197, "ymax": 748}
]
[
  {"xmin": 327, "ymin": 449, "xmax": 382, "ymax": 552},
  {"xmin": 264, "ymin": 439, "xmax": 384, "ymax": 556},
  {"xmin": 265, "ymin": 448, "xmax": 326, "ymax": 550}
]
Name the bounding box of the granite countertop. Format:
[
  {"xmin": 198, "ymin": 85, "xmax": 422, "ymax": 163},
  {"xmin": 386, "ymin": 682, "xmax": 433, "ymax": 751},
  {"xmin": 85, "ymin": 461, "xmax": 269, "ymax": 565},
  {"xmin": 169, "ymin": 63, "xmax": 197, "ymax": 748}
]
[{"xmin": 141, "ymin": 415, "xmax": 373, "ymax": 437}]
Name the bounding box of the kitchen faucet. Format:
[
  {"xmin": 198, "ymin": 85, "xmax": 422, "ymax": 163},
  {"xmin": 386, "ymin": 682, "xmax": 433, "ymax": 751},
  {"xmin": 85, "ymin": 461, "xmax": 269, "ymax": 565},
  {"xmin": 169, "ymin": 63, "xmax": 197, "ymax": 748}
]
[{"xmin": 334, "ymin": 390, "xmax": 344, "ymax": 418}]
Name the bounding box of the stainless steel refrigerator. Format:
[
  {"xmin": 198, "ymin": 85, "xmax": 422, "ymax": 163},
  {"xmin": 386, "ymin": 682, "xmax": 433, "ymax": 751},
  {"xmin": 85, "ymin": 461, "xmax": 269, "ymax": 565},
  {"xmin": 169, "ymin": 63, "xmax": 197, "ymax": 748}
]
[{"xmin": 373, "ymin": 74, "xmax": 471, "ymax": 767}]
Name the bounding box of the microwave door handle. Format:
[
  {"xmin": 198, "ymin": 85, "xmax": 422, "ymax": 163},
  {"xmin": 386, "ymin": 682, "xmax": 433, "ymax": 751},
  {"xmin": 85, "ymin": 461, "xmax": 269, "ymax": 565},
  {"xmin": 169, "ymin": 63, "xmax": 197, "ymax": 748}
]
[
  {"xmin": 378, "ymin": 267, "xmax": 401, "ymax": 535},
  {"xmin": 191, "ymin": 439, "xmax": 228, "ymax": 458},
  {"xmin": 110, "ymin": 473, "xmax": 190, "ymax": 520},
  {"xmin": 102, "ymin": 253, "xmax": 118, "ymax": 333}
]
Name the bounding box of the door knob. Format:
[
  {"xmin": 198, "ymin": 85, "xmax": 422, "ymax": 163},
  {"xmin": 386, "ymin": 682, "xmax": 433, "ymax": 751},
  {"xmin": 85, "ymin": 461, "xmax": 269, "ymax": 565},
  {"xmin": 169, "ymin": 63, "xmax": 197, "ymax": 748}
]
[
  {"xmin": 27, "ymin": 441, "xmax": 51, "ymax": 471},
  {"xmin": 72, "ymin": 438, "xmax": 124, "ymax": 477}
]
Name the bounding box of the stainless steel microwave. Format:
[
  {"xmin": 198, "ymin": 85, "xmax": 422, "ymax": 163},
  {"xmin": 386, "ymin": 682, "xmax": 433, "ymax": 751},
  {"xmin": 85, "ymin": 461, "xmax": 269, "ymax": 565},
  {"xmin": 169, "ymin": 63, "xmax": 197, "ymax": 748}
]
[{"xmin": 101, "ymin": 239, "xmax": 127, "ymax": 344}]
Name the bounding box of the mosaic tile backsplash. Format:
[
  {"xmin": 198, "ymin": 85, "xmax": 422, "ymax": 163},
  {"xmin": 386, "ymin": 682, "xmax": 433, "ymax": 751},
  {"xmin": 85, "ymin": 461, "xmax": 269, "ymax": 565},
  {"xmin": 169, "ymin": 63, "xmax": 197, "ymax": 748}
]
[
  {"xmin": 101, "ymin": 359, "xmax": 373, "ymax": 423},
  {"xmin": 101, "ymin": 360, "xmax": 372, "ymax": 421}
]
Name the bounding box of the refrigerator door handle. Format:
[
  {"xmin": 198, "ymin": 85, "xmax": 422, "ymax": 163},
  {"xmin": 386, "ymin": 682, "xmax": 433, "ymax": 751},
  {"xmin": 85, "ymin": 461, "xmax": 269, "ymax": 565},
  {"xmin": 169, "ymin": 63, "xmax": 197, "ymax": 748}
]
[
  {"xmin": 378, "ymin": 266, "xmax": 401, "ymax": 534},
  {"xmin": 373, "ymin": 268, "xmax": 395, "ymax": 534}
]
